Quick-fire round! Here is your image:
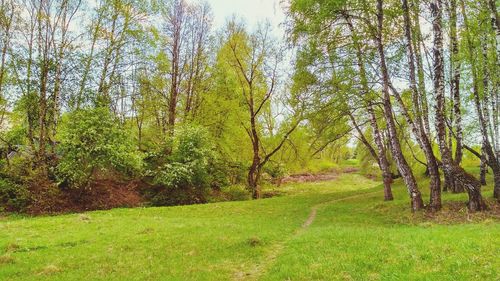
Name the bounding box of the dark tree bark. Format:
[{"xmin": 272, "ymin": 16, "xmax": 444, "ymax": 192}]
[
  {"xmin": 480, "ymin": 147, "xmax": 488, "ymax": 186},
  {"xmin": 164, "ymin": 0, "xmax": 188, "ymax": 136},
  {"xmin": 35, "ymin": 1, "xmax": 51, "ymax": 172},
  {"xmin": 183, "ymin": 2, "xmax": 210, "ymax": 121}
]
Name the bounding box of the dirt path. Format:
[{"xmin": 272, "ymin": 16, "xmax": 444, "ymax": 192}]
[
  {"xmin": 279, "ymin": 168, "xmax": 359, "ymax": 185},
  {"xmin": 234, "ymin": 190, "xmax": 381, "ymax": 281},
  {"xmin": 302, "ymin": 207, "xmax": 317, "ymax": 228}
]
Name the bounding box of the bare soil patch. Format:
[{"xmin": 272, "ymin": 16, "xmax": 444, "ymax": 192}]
[
  {"xmin": 27, "ymin": 179, "xmax": 144, "ymax": 215},
  {"xmin": 280, "ymin": 167, "xmax": 359, "ymax": 185},
  {"xmin": 281, "ymin": 173, "xmax": 337, "ymax": 184}
]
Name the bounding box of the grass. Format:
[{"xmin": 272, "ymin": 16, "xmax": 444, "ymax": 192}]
[{"xmin": 0, "ymin": 173, "xmax": 499, "ymax": 280}]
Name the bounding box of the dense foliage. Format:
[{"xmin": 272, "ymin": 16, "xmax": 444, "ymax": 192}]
[
  {"xmin": 144, "ymin": 126, "xmax": 216, "ymax": 205},
  {"xmin": 0, "ymin": 0, "xmax": 498, "ymax": 213},
  {"xmin": 56, "ymin": 107, "xmax": 143, "ymax": 189}
]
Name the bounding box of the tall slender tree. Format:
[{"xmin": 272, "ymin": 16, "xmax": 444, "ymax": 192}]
[{"xmin": 375, "ymin": 0, "xmax": 424, "ymax": 211}]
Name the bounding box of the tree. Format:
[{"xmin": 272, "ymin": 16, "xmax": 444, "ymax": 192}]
[
  {"xmin": 433, "ymin": 0, "xmax": 486, "ymax": 211},
  {"xmin": 222, "ymin": 21, "xmax": 302, "ymax": 198},
  {"xmin": 344, "ymin": 13, "xmax": 394, "ymax": 201},
  {"xmin": 374, "ymin": 0, "xmax": 424, "ymax": 211}
]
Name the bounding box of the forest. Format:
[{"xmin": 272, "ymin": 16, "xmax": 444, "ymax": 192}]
[
  {"xmin": 0, "ymin": 0, "xmax": 498, "ymax": 213},
  {"xmin": 0, "ymin": 0, "xmax": 499, "ymax": 279}
]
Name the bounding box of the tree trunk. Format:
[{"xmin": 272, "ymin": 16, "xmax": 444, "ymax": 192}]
[
  {"xmin": 248, "ymin": 113, "xmax": 261, "ymax": 199},
  {"xmin": 461, "ymin": 0, "xmax": 499, "ymax": 203},
  {"xmin": 345, "ymin": 13, "xmax": 393, "ymax": 201},
  {"xmin": 369, "ymin": 105, "xmax": 394, "ymax": 202},
  {"xmin": 411, "ymin": 0, "xmax": 432, "ymax": 136},
  {"xmin": 480, "ymin": 148, "xmax": 488, "ymax": 186},
  {"xmin": 431, "ymin": 0, "xmax": 454, "ymax": 200},
  {"xmin": 247, "ymin": 163, "xmax": 261, "ymax": 199},
  {"xmin": 0, "ymin": 1, "xmax": 14, "ymax": 96},
  {"xmin": 36, "ymin": 4, "xmax": 50, "ymax": 173},
  {"xmin": 376, "ymin": 0, "xmax": 423, "ymax": 211},
  {"xmin": 434, "ymin": 0, "xmax": 484, "ymax": 209},
  {"xmin": 401, "ymin": 0, "xmax": 441, "ymax": 210},
  {"xmin": 449, "ymin": 0, "xmax": 463, "ymax": 166},
  {"xmin": 487, "ymin": 0, "xmax": 500, "ymax": 60},
  {"xmin": 77, "ymin": 6, "xmax": 103, "ymax": 109}
]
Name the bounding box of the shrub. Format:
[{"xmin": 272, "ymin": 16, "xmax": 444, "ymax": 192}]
[
  {"xmin": 0, "ymin": 178, "xmax": 31, "ymax": 212},
  {"xmin": 56, "ymin": 107, "xmax": 143, "ymax": 189},
  {"xmin": 145, "ymin": 125, "xmax": 216, "ymax": 205}
]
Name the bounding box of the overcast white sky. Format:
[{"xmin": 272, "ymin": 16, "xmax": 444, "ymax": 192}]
[{"xmin": 205, "ymin": 0, "xmax": 287, "ymax": 38}]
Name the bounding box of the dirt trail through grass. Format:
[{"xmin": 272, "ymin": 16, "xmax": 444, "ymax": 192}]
[
  {"xmin": 2, "ymin": 173, "xmax": 498, "ymax": 280},
  {"xmin": 236, "ymin": 189, "xmax": 381, "ymax": 281},
  {"xmin": 302, "ymin": 208, "xmax": 317, "ymax": 228}
]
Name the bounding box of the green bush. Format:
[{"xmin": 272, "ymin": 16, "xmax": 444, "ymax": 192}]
[
  {"xmin": 0, "ymin": 178, "xmax": 31, "ymax": 212},
  {"xmin": 145, "ymin": 125, "xmax": 216, "ymax": 205},
  {"xmin": 56, "ymin": 107, "xmax": 143, "ymax": 189}
]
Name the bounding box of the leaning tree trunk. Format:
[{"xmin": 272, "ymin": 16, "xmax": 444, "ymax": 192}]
[
  {"xmin": 411, "ymin": 0, "xmax": 432, "ymax": 137},
  {"xmin": 369, "ymin": 106, "xmax": 394, "ymax": 201},
  {"xmin": 401, "ymin": 0, "xmax": 441, "ymax": 210},
  {"xmin": 433, "ymin": 0, "xmax": 486, "ymax": 211},
  {"xmin": 376, "ymin": 0, "xmax": 423, "ymax": 211},
  {"xmin": 461, "ymin": 0, "xmax": 499, "ymax": 203},
  {"xmin": 345, "ymin": 13, "xmax": 393, "ymax": 201},
  {"xmin": 481, "ymin": 41, "xmax": 500, "ymax": 200}
]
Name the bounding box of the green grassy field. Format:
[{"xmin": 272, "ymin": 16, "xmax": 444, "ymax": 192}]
[{"xmin": 1, "ymin": 174, "xmax": 499, "ymax": 280}]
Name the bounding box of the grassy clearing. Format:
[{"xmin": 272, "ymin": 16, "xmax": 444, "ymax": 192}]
[{"xmin": 1, "ymin": 174, "xmax": 499, "ymax": 280}]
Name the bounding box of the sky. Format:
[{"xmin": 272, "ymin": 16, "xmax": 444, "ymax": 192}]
[{"xmin": 205, "ymin": 0, "xmax": 287, "ymax": 38}]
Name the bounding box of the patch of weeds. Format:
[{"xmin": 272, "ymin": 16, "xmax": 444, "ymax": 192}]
[
  {"xmin": 78, "ymin": 214, "xmax": 91, "ymax": 222},
  {"xmin": 4, "ymin": 243, "xmax": 19, "ymax": 253},
  {"xmin": 480, "ymin": 218, "xmax": 495, "ymax": 225},
  {"xmin": 0, "ymin": 255, "xmax": 15, "ymax": 264},
  {"xmin": 12, "ymin": 245, "xmax": 48, "ymax": 253},
  {"xmin": 418, "ymin": 222, "xmax": 434, "ymax": 228},
  {"xmin": 56, "ymin": 239, "xmax": 88, "ymax": 248},
  {"xmin": 261, "ymin": 190, "xmax": 285, "ymax": 199},
  {"xmin": 121, "ymin": 245, "xmax": 133, "ymax": 251},
  {"xmin": 137, "ymin": 227, "xmax": 155, "ymax": 235},
  {"xmin": 37, "ymin": 265, "xmax": 62, "ymax": 275},
  {"xmin": 247, "ymin": 236, "xmax": 263, "ymax": 247}
]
